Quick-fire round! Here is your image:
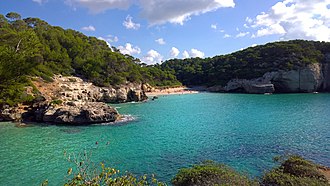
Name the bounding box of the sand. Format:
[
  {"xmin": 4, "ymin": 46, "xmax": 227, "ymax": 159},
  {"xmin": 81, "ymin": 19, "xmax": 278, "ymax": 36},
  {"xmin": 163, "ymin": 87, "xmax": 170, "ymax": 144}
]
[{"xmin": 145, "ymin": 86, "xmax": 199, "ymax": 97}]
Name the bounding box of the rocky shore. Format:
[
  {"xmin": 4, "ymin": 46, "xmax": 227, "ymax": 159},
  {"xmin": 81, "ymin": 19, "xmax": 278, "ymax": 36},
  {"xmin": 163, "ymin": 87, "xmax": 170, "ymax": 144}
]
[
  {"xmin": 207, "ymin": 63, "xmax": 330, "ymax": 94},
  {"xmin": 0, "ymin": 76, "xmax": 149, "ymax": 125}
]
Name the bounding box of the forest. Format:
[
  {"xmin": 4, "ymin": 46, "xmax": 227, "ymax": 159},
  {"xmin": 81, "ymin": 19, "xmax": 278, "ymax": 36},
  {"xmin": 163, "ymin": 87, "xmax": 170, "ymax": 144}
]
[
  {"xmin": 161, "ymin": 40, "xmax": 330, "ymax": 86},
  {"xmin": 0, "ymin": 12, "xmax": 180, "ymax": 106}
]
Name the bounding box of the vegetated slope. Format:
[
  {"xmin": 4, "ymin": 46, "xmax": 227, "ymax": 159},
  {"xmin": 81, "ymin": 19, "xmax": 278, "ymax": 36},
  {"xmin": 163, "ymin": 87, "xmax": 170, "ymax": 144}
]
[
  {"xmin": 161, "ymin": 40, "xmax": 330, "ymax": 86},
  {"xmin": 0, "ymin": 12, "xmax": 180, "ymax": 106}
]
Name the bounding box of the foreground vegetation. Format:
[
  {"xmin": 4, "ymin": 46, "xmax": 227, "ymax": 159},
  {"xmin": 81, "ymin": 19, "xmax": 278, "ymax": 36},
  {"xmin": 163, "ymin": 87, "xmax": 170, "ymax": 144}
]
[
  {"xmin": 172, "ymin": 155, "xmax": 329, "ymax": 186},
  {"xmin": 162, "ymin": 40, "xmax": 330, "ymax": 86},
  {"xmin": 45, "ymin": 154, "xmax": 329, "ymax": 186},
  {"xmin": 0, "ymin": 12, "xmax": 180, "ymax": 107}
]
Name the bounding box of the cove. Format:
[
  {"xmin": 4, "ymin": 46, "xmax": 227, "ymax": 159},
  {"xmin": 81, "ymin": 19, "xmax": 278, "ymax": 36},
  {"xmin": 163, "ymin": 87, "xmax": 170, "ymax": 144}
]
[{"xmin": 0, "ymin": 93, "xmax": 329, "ymax": 185}]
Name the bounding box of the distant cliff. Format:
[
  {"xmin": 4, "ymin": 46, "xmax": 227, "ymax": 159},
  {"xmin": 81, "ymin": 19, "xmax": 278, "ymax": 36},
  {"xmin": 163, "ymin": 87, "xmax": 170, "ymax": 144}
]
[
  {"xmin": 213, "ymin": 63, "xmax": 330, "ymax": 94},
  {"xmin": 162, "ymin": 40, "xmax": 330, "ymax": 93}
]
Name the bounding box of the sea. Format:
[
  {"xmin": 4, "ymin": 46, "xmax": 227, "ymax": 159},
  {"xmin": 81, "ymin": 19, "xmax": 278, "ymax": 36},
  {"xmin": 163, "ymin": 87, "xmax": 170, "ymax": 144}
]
[{"xmin": 0, "ymin": 93, "xmax": 329, "ymax": 185}]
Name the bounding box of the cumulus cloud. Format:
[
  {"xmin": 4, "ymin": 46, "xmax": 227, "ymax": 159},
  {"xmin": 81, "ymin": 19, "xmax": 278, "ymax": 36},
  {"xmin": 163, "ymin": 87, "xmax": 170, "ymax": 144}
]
[
  {"xmin": 142, "ymin": 49, "xmax": 163, "ymax": 65},
  {"xmin": 155, "ymin": 38, "xmax": 166, "ymax": 45},
  {"xmin": 66, "ymin": 0, "xmax": 235, "ymax": 25},
  {"xmin": 140, "ymin": 0, "xmax": 235, "ymax": 25},
  {"xmin": 249, "ymin": 0, "xmax": 330, "ymax": 41},
  {"xmin": 123, "ymin": 15, "xmax": 141, "ymax": 30},
  {"xmin": 182, "ymin": 50, "xmax": 190, "ymax": 59},
  {"xmin": 236, "ymin": 32, "xmax": 250, "ymax": 38},
  {"xmin": 170, "ymin": 47, "xmax": 180, "ymax": 58},
  {"xmin": 118, "ymin": 43, "xmax": 141, "ymax": 55},
  {"xmin": 182, "ymin": 48, "xmax": 205, "ymax": 58},
  {"xmin": 66, "ymin": 0, "xmax": 132, "ymax": 13},
  {"xmin": 81, "ymin": 25, "xmax": 96, "ymax": 31}
]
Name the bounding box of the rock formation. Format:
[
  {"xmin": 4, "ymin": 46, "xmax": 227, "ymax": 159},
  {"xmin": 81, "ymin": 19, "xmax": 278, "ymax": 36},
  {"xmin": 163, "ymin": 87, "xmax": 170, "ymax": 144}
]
[
  {"xmin": 0, "ymin": 76, "xmax": 148, "ymax": 124},
  {"xmin": 42, "ymin": 102, "xmax": 118, "ymax": 125},
  {"xmin": 223, "ymin": 63, "xmax": 330, "ymax": 94}
]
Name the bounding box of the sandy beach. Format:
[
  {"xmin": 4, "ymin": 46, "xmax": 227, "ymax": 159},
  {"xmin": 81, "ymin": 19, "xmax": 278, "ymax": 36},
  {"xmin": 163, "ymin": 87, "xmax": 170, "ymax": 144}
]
[{"xmin": 145, "ymin": 86, "xmax": 199, "ymax": 97}]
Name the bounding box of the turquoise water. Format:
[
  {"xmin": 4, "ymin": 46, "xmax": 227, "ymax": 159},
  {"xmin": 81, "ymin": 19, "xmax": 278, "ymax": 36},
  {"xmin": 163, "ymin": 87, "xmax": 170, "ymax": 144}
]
[{"xmin": 0, "ymin": 93, "xmax": 330, "ymax": 185}]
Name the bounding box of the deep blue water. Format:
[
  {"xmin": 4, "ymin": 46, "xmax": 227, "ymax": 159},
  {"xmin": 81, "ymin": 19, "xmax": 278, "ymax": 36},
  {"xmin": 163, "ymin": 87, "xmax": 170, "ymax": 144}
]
[{"xmin": 0, "ymin": 93, "xmax": 329, "ymax": 185}]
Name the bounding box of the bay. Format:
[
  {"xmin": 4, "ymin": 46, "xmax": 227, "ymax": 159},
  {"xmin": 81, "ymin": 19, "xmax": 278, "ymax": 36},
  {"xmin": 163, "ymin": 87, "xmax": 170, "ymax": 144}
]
[{"xmin": 0, "ymin": 93, "xmax": 329, "ymax": 185}]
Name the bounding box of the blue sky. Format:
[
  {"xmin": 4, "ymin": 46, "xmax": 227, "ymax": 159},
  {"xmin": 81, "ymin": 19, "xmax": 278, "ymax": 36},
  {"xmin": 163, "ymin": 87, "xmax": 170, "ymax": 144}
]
[{"xmin": 0, "ymin": 0, "xmax": 329, "ymax": 64}]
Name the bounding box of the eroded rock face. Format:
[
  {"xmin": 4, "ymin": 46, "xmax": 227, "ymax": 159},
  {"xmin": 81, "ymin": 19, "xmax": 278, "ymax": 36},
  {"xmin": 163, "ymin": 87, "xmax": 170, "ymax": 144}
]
[
  {"xmin": 0, "ymin": 107, "xmax": 22, "ymax": 121},
  {"xmin": 272, "ymin": 64, "xmax": 323, "ymax": 93},
  {"xmin": 49, "ymin": 76, "xmax": 148, "ymax": 103},
  {"xmin": 224, "ymin": 63, "xmax": 329, "ymax": 93},
  {"xmin": 0, "ymin": 76, "xmax": 148, "ymax": 123},
  {"xmin": 42, "ymin": 102, "xmax": 119, "ymax": 125}
]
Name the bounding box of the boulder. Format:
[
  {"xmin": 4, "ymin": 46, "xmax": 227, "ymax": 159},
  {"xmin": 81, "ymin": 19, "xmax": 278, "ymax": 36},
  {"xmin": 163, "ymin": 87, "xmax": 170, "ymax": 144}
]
[
  {"xmin": 42, "ymin": 102, "xmax": 119, "ymax": 125},
  {"xmin": 0, "ymin": 108, "xmax": 22, "ymax": 121}
]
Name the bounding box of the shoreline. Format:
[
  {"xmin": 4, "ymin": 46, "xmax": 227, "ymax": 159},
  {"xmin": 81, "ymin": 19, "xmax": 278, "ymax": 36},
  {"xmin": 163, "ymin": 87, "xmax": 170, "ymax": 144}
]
[{"xmin": 145, "ymin": 86, "xmax": 200, "ymax": 97}]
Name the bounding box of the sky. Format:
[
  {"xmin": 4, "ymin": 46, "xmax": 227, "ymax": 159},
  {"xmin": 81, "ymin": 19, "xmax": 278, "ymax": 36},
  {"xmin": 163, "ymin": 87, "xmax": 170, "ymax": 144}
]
[{"xmin": 0, "ymin": 0, "xmax": 329, "ymax": 64}]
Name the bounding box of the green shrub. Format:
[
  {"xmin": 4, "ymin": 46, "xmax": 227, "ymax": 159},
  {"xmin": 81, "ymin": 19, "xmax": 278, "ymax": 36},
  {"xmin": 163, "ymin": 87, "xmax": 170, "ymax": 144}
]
[
  {"xmin": 262, "ymin": 155, "xmax": 329, "ymax": 186},
  {"xmin": 172, "ymin": 160, "xmax": 258, "ymax": 186},
  {"xmin": 50, "ymin": 99, "xmax": 63, "ymax": 105},
  {"xmin": 54, "ymin": 150, "xmax": 166, "ymax": 186}
]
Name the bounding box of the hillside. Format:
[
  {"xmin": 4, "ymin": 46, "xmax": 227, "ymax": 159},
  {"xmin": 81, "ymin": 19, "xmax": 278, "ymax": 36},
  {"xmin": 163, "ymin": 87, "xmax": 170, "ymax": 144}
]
[
  {"xmin": 161, "ymin": 40, "xmax": 330, "ymax": 91},
  {"xmin": 0, "ymin": 12, "xmax": 180, "ymax": 107}
]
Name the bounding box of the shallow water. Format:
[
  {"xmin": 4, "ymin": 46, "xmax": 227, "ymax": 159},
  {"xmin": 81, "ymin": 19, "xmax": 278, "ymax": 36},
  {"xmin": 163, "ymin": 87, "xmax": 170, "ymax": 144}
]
[{"xmin": 0, "ymin": 93, "xmax": 329, "ymax": 185}]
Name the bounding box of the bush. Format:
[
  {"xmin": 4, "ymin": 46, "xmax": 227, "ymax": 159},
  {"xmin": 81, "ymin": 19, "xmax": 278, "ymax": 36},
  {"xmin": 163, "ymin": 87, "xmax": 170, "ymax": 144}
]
[
  {"xmin": 172, "ymin": 160, "xmax": 258, "ymax": 186},
  {"xmin": 49, "ymin": 150, "xmax": 166, "ymax": 186},
  {"xmin": 262, "ymin": 155, "xmax": 329, "ymax": 186}
]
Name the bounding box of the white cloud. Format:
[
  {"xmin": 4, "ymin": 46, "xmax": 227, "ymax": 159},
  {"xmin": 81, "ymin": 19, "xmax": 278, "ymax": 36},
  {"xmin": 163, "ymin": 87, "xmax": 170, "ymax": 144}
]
[
  {"xmin": 182, "ymin": 48, "xmax": 205, "ymax": 59},
  {"xmin": 142, "ymin": 49, "xmax": 163, "ymax": 65},
  {"xmin": 251, "ymin": 44, "xmax": 258, "ymax": 47},
  {"xmin": 81, "ymin": 25, "xmax": 96, "ymax": 31},
  {"xmin": 211, "ymin": 24, "xmax": 217, "ymax": 29},
  {"xmin": 223, "ymin": 34, "xmax": 232, "ymax": 38},
  {"xmin": 170, "ymin": 47, "xmax": 180, "ymax": 58},
  {"xmin": 190, "ymin": 48, "xmax": 205, "ymax": 58},
  {"xmin": 123, "ymin": 15, "xmax": 141, "ymax": 30},
  {"xmin": 118, "ymin": 43, "xmax": 141, "ymax": 55},
  {"xmin": 182, "ymin": 50, "xmax": 190, "ymax": 59},
  {"xmin": 107, "ymin": 35, "xmax": 119, "ymax": 42},
  {"xmin": 249, "ymin": 0, "xmax": 330, "ymax": 41},
  {"xmin": 67, "ymin": 0, "xmax": 235, "ymax": 25},
  {"xmin": 236, "ymin": 32, "xmax": 250, "ymax": 38},
  {"xmin": 98, "ymin": 35, "xmax": 119, "ymax": 47},
  {"xmin": 66, "ymin": 0, "xmax": 132, "ymax": 13},
  {"xmin": 32, "ymin": 0, "xmax": 47, "ymax": 4},
  {"xmin": 140, "ymin": 0, "xmax": 235, "ymax": 25},
  {"xmin": 155, "ymin": 38, "xmax": 166, "ymax": 45}
]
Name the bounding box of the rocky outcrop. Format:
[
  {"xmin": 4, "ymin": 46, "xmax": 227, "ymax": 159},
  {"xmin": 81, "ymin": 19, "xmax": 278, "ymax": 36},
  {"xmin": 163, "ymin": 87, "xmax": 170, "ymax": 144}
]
[
  {"xmin": 0, "ymin": 106, "xmax": 22, "ymax": 122},
  {"xmin": 224, "ymin": 72, "xmax": 277, "ymax": 94},
  {"xmin": 223, "ymin": 63, "xmax": 330, "ymax": 94},
  {"xmin": 272, "ymin": 63, "xmax": 323, "ymax": 93},
  {"xmin": 43, "ymin": 76, "xmax": 148, "ymax": 103},
  {"xmin": 0, "ymin": 76, "xmax": 148, "ymax": 124},
  {"xmin": 42, "ymin": 102, "xmax": 118, "ymax": 125}
]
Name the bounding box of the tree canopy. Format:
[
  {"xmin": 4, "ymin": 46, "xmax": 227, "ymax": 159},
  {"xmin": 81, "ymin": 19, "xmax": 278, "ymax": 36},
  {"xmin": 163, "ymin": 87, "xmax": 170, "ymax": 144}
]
[
  {"xmin": 0, "ymin": 12, "xmax": 180, "ymax": 106},
  {"xmin": 162, "ymin": 40, "xmax": 330, "ymax": 86}
]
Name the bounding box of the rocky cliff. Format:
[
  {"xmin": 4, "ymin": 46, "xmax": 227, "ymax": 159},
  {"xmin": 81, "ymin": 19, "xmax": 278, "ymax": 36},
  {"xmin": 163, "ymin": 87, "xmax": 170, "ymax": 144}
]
[
  {"xmin": 214, "ymin": 63, "xmax": 330, "ymax": 94},
  {"xmin": 0, "ymin": 76, "xmax": 149, "ymax": 124}
]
